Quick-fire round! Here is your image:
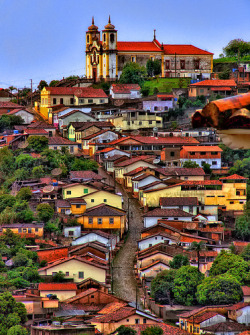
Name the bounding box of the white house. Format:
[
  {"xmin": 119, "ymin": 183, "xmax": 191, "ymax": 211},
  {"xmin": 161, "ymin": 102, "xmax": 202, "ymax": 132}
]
[
  {"xmin": 9, "ymin": 108, "xmax": 35, "ymax": 124},
  {"xmin": 110, "ymin": 84, "xmax": 141, "ymax": 99},
  {"xmin": 228, "ymin": 303, "xmax": 250, "ymax": 325},
  {"xmin": 132, "ymin": 174, "xmax": 162, "ymax": 194},
  {"xmin": 143, "ymin": 208, "xmax": 193, "ymax": 228},
  {"xmin": 160, "ymin": 197, "xmax": 199, "ymax": 216},
  {"xmin": 138, "ymin": 260, "xmax": 170, "ymax": 279},
  {"xmin": 64, "ymin": 226, "xmax": 81, "ymax": 238},
  {"xmin": 137, "ymin": 232, "xmax": 178, "ymax": 251},
  {"xmin": 71, "ymin": 231, "xmax": 119, "ymax": 250}
]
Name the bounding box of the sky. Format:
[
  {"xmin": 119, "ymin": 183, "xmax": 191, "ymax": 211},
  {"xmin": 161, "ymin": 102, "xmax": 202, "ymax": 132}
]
[{"xmin": 0, "ymin": 0, "xmax": 249, "ymax": 89}]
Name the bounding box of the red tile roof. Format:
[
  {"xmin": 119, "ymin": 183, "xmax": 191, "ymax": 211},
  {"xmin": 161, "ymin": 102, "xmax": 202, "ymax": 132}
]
[
  {"xmin": 109, "ymin": 135, "xmax": 199, "ymax": 146},
  {"xmin": 38, "ymin": 283, "xmax": 77, "ymax": 291},
  {"xmin": 83, "ymin": 204, "xmax": 126, "ymax": 217},
  {"xmin": 124, "ymin": 324, "xmax": 189, "ymax": 335},
  {"xmin": 0, "ymin": 101, "xmax": 23, "ymax": 108},
  {"xmin": 181, "ymin": 145, "xmax": 223, "ymax": 152},
  {"xmin": 123, "ymin": 166, "xmax": 152, "ymax": 176},
  {"xmin": 190, "ymin": 79, "xmax": 236, "ymax": 87},
  {"xmin": 98, "ymin": 302, "xmax": 127, "ymax": 315},
  {"xmin": 163, "ymin": 44, "xmax": 213, "ymax": 55},
  {"xmin": 117, "ymin": 41, "xmax": 162, "ymax": 52},
  {"xmin": 220, "ymin": 174, "xmax": 248, "ymax": 180},
  {"xmin": 70, "ymin": 170, "xmax": 103, "ymax": 181},
  {"xmin": 202, "ymin": 322, "xmax": 249, "ymax": 332},
  {"xmin": 242, "ymin": 286, "xmax": 250, "ymax": 296},
  {"xmin": 139, "ymin": 260, "xmax": 169, "ymax": 271},
  {"xmin": 59, "ymin": 110, "xmax": 92, "ymax": 119},
  {"xmin": 227, "ymin": 302, "xmax": 249, "ymax": 311},
  {"xmin": 193, "ymin": 311, "xmax": 220, "ymax": 323},
  {"xmin": 48, "ymin": 137, "xmax": 78, "ymax": 145},
  {"xmin": 111, "ymin": 84, "xmax": 141, "ymax": 94},
  {"xmin": 156, "ymin": 167, "xmax": 205, "ymax": 176},
  {"xmin": 27, "ymin": 121, "xmax": 56, "ymax": 129},
  {"xmin": 144, "ymin": 208, "xmax": 193, "ymax": 217},
  {"xmin": 160, "ymin": 197, "xmax": 198, "ymax": 207},
  {"xmin": 46, "ymin": 87, "xmax": 107, "ymax": 98},
  {"xmin": 90, "ymin": 306, "xmax": 136, "ymax": 323},
  {"xmin": 24, "ymin": 129, "xmax": 48, "ymax": 135},
  {"xmin": 37, "ymin": 246, "xmax": 69, "ymax": 262},
  {"xmin": 82, "ymin": 129, "xmax": 110, "ymax": 140},
  {"xmin": 114, "ymin": 155, "xmax": 155, "ymax": 167}
]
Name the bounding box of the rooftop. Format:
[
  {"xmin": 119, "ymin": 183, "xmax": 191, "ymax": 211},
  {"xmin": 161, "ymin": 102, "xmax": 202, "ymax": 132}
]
[
  {"xmin": 143, "ymin": 208, "xmax": 193, "ymax": 217},
  {"xmin": 190, "ymin": 79, "xmax": 236, "ymax": 87},
  {"xmin": 82, "ymin": 204, "xmax": 126, "ymax": 217},
  {"xmin": 38, "ymin": 283, "xmax": 77, "ymax": 291},
  {"xmin": 48, "ymin": 137, "xmax": 78, "ymax": 145},
  {"xmin": 160, "ymin": 197, "xmax": 199, "ymax": 207},
  {"xmin": 45, "ymin": 86, "xmax": 107, "ymax": 98}
]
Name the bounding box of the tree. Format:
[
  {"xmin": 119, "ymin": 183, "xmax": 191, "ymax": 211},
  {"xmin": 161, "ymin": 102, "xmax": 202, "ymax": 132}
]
[
  {"xmin": 119, "ymin": 62, "xmax": 147, "ymax": 86},
  {"xmin": 151, "ymin": 269, "xmax": 176, "ymax": 304},
  {"xmin": 169, "ymin": 254, "xmax": 190, "ymax": 269},
  {"xmin": 23, "ymin": 267, "xmax": 40, "ymax": 282},
  {"xmin": 37, "ymin": 204, "xmax": 54, "ymax": 223},
  {"xmin": 178, "ymin": 77, "xmax": 186, "ymax": 88},
  {"xmin": 0, "ymin": 115, "xmax": 24, "ymax": 132},
  {"xmin": 70, "ymin": 158, "xmax": 98, "ymax": 172},
  {"xmin": 202, "ymin": 162, "xmax": 211, "ymax": 175},
  {"xmin": 16, "ymin": 154, "xmax": 36, "ymax": 170},
  {"xmin": 223, "ymin": 39, "xmax": 250, "ymax": 58},
  {"xmin": 229, "ymin": 157, "xmax": 250, "ymax": 178},
  {"xmin": 241, "ymin": 244, "xmax": 250, "ymax": 262},
  {"xmin": 0, "ymin": 195, "xmax": 16, "ymax": 212},
  {"xmin": 52, "ymin": 271, "xmax": 66, "ymax": 283},
  {"xmin": 189, "ymin": 242, "xmax": 206, "ymax": 272},
  {"xmin": 141, "ymin": 326, "xmax": 163, "ymax": 335},
  {"xmin": 209, "ymin": 251, "xmax": 250, "ymax": 285},
  {"xmin": 196, "ymin": 275, "xmax": 243, "ymax": 305},
  {"xmin": 173, "ymin": 266, "xmax": 204, "ymax": 306},
  {"xmin": 0, "ymin": 147, "xmax": 16, "ymax": 177},
  {"xmin": 183, "ymin": 161, "xmax": 200, "ymax": 168},
  {"xmin": 146, "ymin": 59, "xmax": 161, "ymax": 77},
  {"xmin": 17, "ymin": 188, "xmax": 32, "ymax": 201},
  {"xmin": 37, "ymin": 80, "xmax": 48, "ymax": 91},
  {"xmin": 7, "ymin": 325, "xmax": 28, "ymax": 335},
  {"xmin": 219, "ymin": 68, "xmax": 231, "ymax": 80},
  {"xmin": 32, "ymin": 165, "xmax": 45, "ymax": 178},
  {"xmin": 235, "ymin": 214, "xmax": 250, "ymax": 241},
  {"xmin": 27, "ymin": 136, "xmax": 48, "ymax": 153},
  {"xmin": 140, "ymin": 86, "xmax": 150, "ymax": 97},
  {"xmin": 49, "ymin": 80, "xmax": 59, "ymax": 87},
  {"xmin": 116, "ymin": 325, "xmax": 137, "ymax": 335},
  {"xmin": 13, "ymin": 253, "xmax": 29, "ymax": 268}
]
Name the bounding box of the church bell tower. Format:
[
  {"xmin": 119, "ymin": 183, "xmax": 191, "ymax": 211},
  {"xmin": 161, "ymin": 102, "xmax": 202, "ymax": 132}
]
[
  {"xmin": 86, "ymin": 17, "xmax": 101, "ymax": 81},
  {"xmin": 102, "ymin": 16, "xmax": 118, "ymax": 80}
]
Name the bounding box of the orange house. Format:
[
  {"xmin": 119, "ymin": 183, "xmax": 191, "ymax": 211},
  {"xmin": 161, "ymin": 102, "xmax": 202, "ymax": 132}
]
[{"xmin": 180, "ymin": 145, "xmax": 223, "ymax": 169}]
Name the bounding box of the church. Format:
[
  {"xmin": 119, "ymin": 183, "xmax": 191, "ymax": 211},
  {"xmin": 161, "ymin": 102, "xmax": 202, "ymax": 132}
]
[{"xmin": 86, "ymin": 17, "xmax": 213, "ymax": 82}]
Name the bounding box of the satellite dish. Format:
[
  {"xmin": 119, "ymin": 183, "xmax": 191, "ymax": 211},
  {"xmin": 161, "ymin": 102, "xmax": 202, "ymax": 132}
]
[
  {"xmin": 131, "ymin": 130, "xmax": 140, "ymax": 136},
  {"xmin": 153, "ymin": 127, "xmax": 158, "ymax": 132},
  {"xmin": 186, "ymin": 222, "xmax": 197, "ymax": 230},
  {"xmin": 43, "ymin": 185, "xmax": 55, "ymax": 193},
  {"xmin": 51, "ymin": 168, "xmax": 62, "ymax": 176},
  {"xmin": 18, "ymin": 142, "xmax": 29, "ymax": 149},
  {"xmin": 153, "ymin": 159, "xmax": 160, "ymax": 164}
]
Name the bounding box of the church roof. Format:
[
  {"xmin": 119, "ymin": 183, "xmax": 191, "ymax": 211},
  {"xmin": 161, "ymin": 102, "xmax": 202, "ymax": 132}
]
[
  {"xmin": 117, "ymin": 41, "xmax": 162, "ymax": 52},
  {"xmin": 163, "ymin": 44, "xmax": 213, "ymax": 55}
]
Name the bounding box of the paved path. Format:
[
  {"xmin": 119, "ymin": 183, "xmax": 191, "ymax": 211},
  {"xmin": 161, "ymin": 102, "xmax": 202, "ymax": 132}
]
[{"xmin": 98, "ymin": 167, "xmax": 144, "ymax": 304}]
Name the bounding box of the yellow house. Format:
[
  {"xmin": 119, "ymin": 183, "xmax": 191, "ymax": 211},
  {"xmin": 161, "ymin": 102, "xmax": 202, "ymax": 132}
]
[
  {"xmin": 62, "ymin": 183, "xmax": 97, "ymax": 199},
  {"xmin": 0, "ymin": 224, "xmax": 44, "ymax": 238},
  {"xmin": 77, "ymin": 204, "xmax": 126, "ymax": 236},
  {"xmin": 142, "ymin": 175, "xmax": 247, "ymax": 212},
  {"xmin": 82, "ymin": 189, "xmax": 123, "ymax": 209},
  {"xmin": 38, "ymin": 282, "xmax": 77, "ymax": 301},
  {"xmin": 56, "ymin": 198, "xmax": 87, "ymax": 215},
  {"xmin": 38, "ymin": 256, "xmax": 107, "ymax": 283},
  {"xmin": 119, "ymin": 109, "xmax": 163, "ymax": 131}
]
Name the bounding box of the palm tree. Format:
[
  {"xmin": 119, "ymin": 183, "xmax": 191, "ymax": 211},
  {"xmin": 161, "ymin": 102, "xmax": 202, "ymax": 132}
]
[{"xmin": 189, "ymin": 241, "xmax": 205, "ymax": 272}]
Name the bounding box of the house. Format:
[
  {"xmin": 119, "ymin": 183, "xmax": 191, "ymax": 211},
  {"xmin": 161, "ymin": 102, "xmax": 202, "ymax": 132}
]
[
  {"xmin": 201, "ymin": 322, "xmax": 249, "ymax": 335},
  {"xmin": 76, "ymin": 277, "xmax": 109, "ymax": 293},
  {"xmin": 27, "ymin": 121, "xmax": 56, "ymax": 136},
  {"xmin": 138, "ymin": 260, "xmax": 170, "ymax": 278},
  {"xmin": 96, "ymin": 147, "xmax": 130, "ymax": 165},
  {"xmin": 143, "ymin": 208, "xmax": 193, "ymax": 228},
  {"xmin": 137, "ymin": 232, "xmax": 179, "ymax": 250},
  {"xmin": 155, "ymin": 167, "xmax": 205, "ymax": 181},
  {"xmin": 37, "ymin": 246, "xmax": 69, "ymax": 263},
  {"xmin": 180, "ymin": 146, "xmax": 223, "ymax": 169},
  {"xmin": 67, "ymin": 121, "xmax": 114, "ymax": 142},
  {"xmin": 86, "ymin": 18, "xmax": 213, "ymax": 81},
  {"xmin": 31, "ymin": 324, "xmax": 95, "ymax": 335},
  {"xmin": 160, "ymin": 197, "xmax": 199, "ymax": 216},
  {"xmin": 119, "ymin": 323, "xmax": 190, "ymax": 335},
  {"xmin": 62, "ymin": 183, "xmax": 97, "ymax": 199},
  {"xmin": 132, "ymin": 173, "xmax": 163, "ymax": 196},
  {"xmin": 57, "ymin": 109, "xmax": 96, "ymax": 132},
  {"xmin": 69, "ymin": 170, "xmax": 103, "ymax": 183},
  {"xmin": 38, "ymin": 282, "xmax": 77, "ymax": 301},
  {"xmin": 189, "ymin": 79, "xmax": 236, "ymax": 98},
  {"xmin": 8, "ymin": 108, "xmax": 35, "ymax": 124},
  {"xmin": 0, "ymin": 88, "xmax": 14, "ymax": 102},
  {"xmin": 0, "ymin": 223, "xmax": 44, "ymax": 238},
  {"xmin": 81, "ymin": 189, "xmax": 123, "ymax": 209},
  {"xmin": 77, "ymin": 204, "xmax": 127, "ymax": 236},
  {"xmin": 71, "ymin": 230, "xmax": 118, "ymax": 250},
  {"xmin": 82, "ymin": 130, "xmax": 119, "ymax": 156},
  {"xmin": 48, "ymin": 137, "xmax": 79, "ymax": 154},
  {"xmin": 118, "ymin": 109, "xmax": 163, "ymax": 131},
  {"xmin": 123, "ymin": 166, "xmax": 157, "ymax": 189},
  {"xmin": 63, "ymin": 226, "xmax": 81, "ymax": 238},
  {"xmin": 57, "ymin": 198, "xmax": 87, "ymax": 216},
  {"xmin": 104, "ymin": 155, "xmax": 128, "ymax": 173},
  {"xmin": 89, "ymin": 306, "xmax": 160, "ymax": 335},
  {"xmin": 228, "ymin": 302, "xmax": 250, "ymax": 325},
  {"xmin": 158, "ymin": 128, "xmax": 218, "ymax": 144},
  {"xmin": 38, "ymin": 256, "xmax": 108, "ymax": 283},
  {"xmin": 242, "ymin": 287, "xmax": 250, "ymax": 303},
  {"xmin": 143, "ymin": 94, "xmax": 175, "ymax": 113},
  {"xmin": 39, "ymin": 86, "xmax": 108, "ymax": 119},
  {"xmin": 0, "ymin": 101, "xmax": 24, "ymax": 115},
  {"xmin": 69, "ymin": 241, "xmax": 109, "ymax": 261},
  {"xmin": 48, "ymin": 105, "xmax": 91, "ymax": 127},
  {"xmin": 110, "ymin": 84, "xmax": 141, "ymax": 99}
]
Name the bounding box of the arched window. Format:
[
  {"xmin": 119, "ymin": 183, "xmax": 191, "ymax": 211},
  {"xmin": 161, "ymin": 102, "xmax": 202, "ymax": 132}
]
[
  {"xmin": 87, "ymin": 35, "xmax": 89, "ymax": 43},
  {"xmin": 103, "ymin": 34, "xmax": 106, "ymax": 42},
  {"xmin": 110, "ymin": 33, "xmax": 114, "ymax": 43}
]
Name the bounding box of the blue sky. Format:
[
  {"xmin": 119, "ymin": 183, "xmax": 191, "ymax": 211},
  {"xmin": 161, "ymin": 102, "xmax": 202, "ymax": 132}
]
[{"xmin": 0, "ymin": 0, "xmax": 249, "ymax": 89}]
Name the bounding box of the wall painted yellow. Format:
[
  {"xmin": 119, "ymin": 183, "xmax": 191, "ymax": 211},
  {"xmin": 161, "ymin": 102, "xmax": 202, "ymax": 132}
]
[
  {"xmin": 77, "ymin": 215, "xmax": 125, "ymax": 236},
  {"xmin": 39, "ymin": 290, "xmax": 77, "ymax": 302},
  {"xmin": 63, "ymin": 184, "xmax": 97, "ymax": 199},
  {"xmin": 83, "ymin": 190, "xmax": 123, "ymax": 209}
]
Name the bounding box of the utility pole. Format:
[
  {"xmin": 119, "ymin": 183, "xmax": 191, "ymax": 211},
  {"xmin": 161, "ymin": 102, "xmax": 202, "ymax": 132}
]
[
  {"xmin": 175, "ymin": 53, "xmax": 177, "ymax": 77},
  {"xmin": 30, "ymin": 79, "xmax": 33, "ymax": 107}
]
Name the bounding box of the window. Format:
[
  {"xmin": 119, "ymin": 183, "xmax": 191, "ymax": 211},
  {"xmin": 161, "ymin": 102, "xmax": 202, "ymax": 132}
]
[
  {"xmin": 100, "ymin": 99, "xmax": 105, "ymax": 103},
  {"xmin": 131, "ymin": 56, "xmax": 136, "ymax": 62},
  {"xmin": 184, "ymin": 176, "xmax": 188, "ymax": 180},
  {"xmin": 103, "ymin": 34, "xmax": 106, "ymax": 42},
  {"xmin": 88, "ymin": 218, "xmax": 93, "ymax": 224},
  {"xmin": 143, "ymin": 318, "xmax": 147, "ymax": 324},
  {"xmin": 155, "ymin": 237, "xmax": 157, "ymax": 240},
  {"xmin": 52, "ymin": 272, "xmax": 57, "ymax": 276},
  {"xmin": 61, "ymin": 209, "xmax": 65, "ymax": 214},
  {"xmin": 194, "ymin": 60, "xmax": 200, "ymax": 69},
  {"xmin": 70, "ymin": 98, "xmax": 74, "ymax": 104},
  {"xmin": 79, "ymin": 98, "xmax": 84, "ymax": 103},
  {"xmin": 91, "ymin": 199, "xmax": 94, "ymax": 203},
  {"xmin": 98, "ymin": 218, "xmax": 102, "ymax": 224},
  {"xmin": 174, "ymin": 217, "xmax": 178, "ymax": 221},
  {"xmin": 76, "ymin": 204, "xmax": 81, "ymax": 208},
  {"xmin": 84, "ymin": 188, "xmax": 88, "ymax": 194},
  {"xmin": 35, "ymin": 227, "xmax": 39, "ymax": 232},
  {"xmin": 60, "ymin": 98, "xmax": 64, "ymax": 104},
  {"xmin": 66, "ymin": 272, "xmax": 69, "ymax": 276},
  {"xmin": 170, "ymin": 151, "xmax": 175, "ymax": 157},
  {"xmin": 49, "ymin": 131, "xmax": 53, "ymax": 137},
  {"xmin": 200, "ymin": 89, "xmax": 204, "ymax": 94},
  {"xmin": 53, "ymin": 98, "xmax": 57, "ymax": 104},
  {"xmin": 165, "ymin": 60, "xmax": 170, "ymax": 69},
  {"xmin": 87, "ymin": 35, "xmax": 89, "ymax": 43},
  {"xmin": 154, "ymin": 106, "xmax": 158, "ymax": 111},
  {"xmin": 212, "ymin": 161, "xmax": 217, "ymax": 165},
  {"xmin": 135, "ymin": 319, "xmax": 140, "ymax": 324},
  {"xmin": 164, "ymin": 106, "xmax": 168, "ymax": 111},
  {"xmin": 54, "ymin": 146, "xmax": 57, "ymax": 150},
  {"xmin": 91, "ymin": 295, "xmax": 95, "ymax": 298},
  {"xmin": 68, "ymin": 231, "xmax": 74, "ymax": 236},
  {"xmin": 149, "ymin": 121, "xmax": 152, "ymax": 124},
  {"xmin": 200, "ymin": 152, "xmax": 206, "ymax": 155},
  {"xmin": 104, "ymin": 199, "xmax": 107, "ymax": 203},
  {"xmin": 78, "ymin": 272, "xmax": 84, "ymax": 279},
  {"xmin": 180, "ymin": 60, "xmax": 185, "ymax": 69},
  {"xmin": 211, "ymin": 151, "xmax": 218, "ymax": 155},
  {"xmin": 230, "ymin": 201, "xmax": 234, "ymax": 204},
  {"xmin": 88, "ymin": 99, "xmax": 93, "ymax": 103},
  {"xmin": 70, "ymin": 146, "xmax": 74, "ymax": 153},
  {"xmin": 109, "ymin": 218, "xmax": 114, "ymax": 224},
  {"xmin": 110, "ymin": 33, "xmax": 115, "ymax": 43},
  {"xmin": 67, "ymin": 190, "xmax": 71, "ymax": 195},
  {"xmin": 139, "ymin": 121, "xmax": 142, "ymax": 125},
  {"xmin": 127, "ymin": 319, "xmax": 129, "ymax": 322},
  {"xmin": 18, "ymin": 228, "xmax": 22, "ymax": 233}
]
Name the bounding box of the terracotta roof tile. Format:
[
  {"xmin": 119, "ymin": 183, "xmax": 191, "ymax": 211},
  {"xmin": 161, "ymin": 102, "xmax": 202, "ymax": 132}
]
[
  {"xmin": 143, "ymin": 208, "xmax": 193, "ymax": 217},
  {"xmin": 227, "ymin": 302, "xmax": 250, "ymax": 311},
  {"xmin": 24, "ymin": 129, "xmax": 48, "ymax": 135},
  {"xmin": 123, "ymin": 323, "xmax": 189, "ymax": 335},
  {"xmin": 83, "ymin": 204, "xmax": 126, "ymax": 217},
  {"xmin": 242, "ymin": 286, "xmax": 250, "ymax": 296},
  {"xmin": 192, "ymin": 311, "xmax": 220, "ymax": 323},
  {"xmin": 70, "ymin": 170, "xmax": 102, "ymax": 181},
  {"xmin": 46, "ymin": 87, "xmax": 107, "ymax": 98},
  {"xmin": 48, "ymin": 137, "xmax": 78, "ymax": 145},
  {"xmin": 97, "ymin": 302, "xmax": 127, "ymax": 314},
  {"xmin": 156, "ymin": 167, "xmax": 205, "ymax": 176},
  {"xmin": 190, "ymin": 79, "xmax": 236, "ymax": 87},
  {"xmin": 220, "ymin": 174, "xmax": 248, "ymax": 180},
  {"xmin": 181, "ymin": 145, "xmax": 223, "ymax": 152},
  {"xmin": 117, "ymin": 41, "xmax": 161, "ymax": 52},
  {"xmin": 202, "ymin": 322, "xmax": 249, "ymax": 332},
  {"xmin": 27, "ymin": 121, "xmax": 56, "ymax": 129},
  {"xmin": 82, "ymin": 129, "xmax": 110, "ymax": 140},
  {"xmin": 160, "ymin": 197, "xmax": 198, "ymax": 207},
  {"xmin": 163, "ymin": 44, "xmax": 213, "ymax": 55},
  {"xmin": 111, "ymin": 84, "xmax": 141, "ymax": 94},
  {"xmin": 38, "ymin": 283, "xmax": 77, "ymax": 291},
  {"xmin": 0, "ymin": 101, "xmax": 23, "ymax": 108},
  {"xmin": 90, "ymin": 306, "xmax": 136, "ymax": 323},
  {"xmin": 114, "ymin": 155, "xmax": 155, "ymax": 167},
  {"xmin": 109, "ymin": 135, "xmax": 199, "ymax": 146}
]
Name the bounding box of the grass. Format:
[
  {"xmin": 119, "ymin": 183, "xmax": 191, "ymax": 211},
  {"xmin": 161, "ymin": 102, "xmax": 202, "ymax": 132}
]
[
  {"xmin": 214, "ymin": 55, "xmax": 250, "ymax": 63},
  {"xmin": 143, "ymin": 77, "xmax": 190, "ymax": 95}
]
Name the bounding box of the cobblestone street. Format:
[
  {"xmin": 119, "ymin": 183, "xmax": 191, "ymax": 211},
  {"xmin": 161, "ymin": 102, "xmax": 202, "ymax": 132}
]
[{"xmin": 98, "ymin": 168, "xmax": 144, "ymax": 304}]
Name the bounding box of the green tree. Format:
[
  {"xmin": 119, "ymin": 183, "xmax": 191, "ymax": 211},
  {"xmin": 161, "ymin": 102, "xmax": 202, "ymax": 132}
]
[
  {"xmin": 196, "ymin": 275, "xmax": 243, "ymax": 305},
  {"xmin": 169, "ymin": 254, "xmax": 190, "ymax": 269},
  {"xmin": 16, "ymin": 154, "xmax": 36, "ymax": 170},
  {"xmin": 32, "ymin": 165, "xmax": 45, "ymax": 178},
  {"xmin": 12, "ymin": 253, "xmax": 29, "ymax": 268},
  {"xmin": 141, "ymin": 326, "xmax": 163, "ymax": 335},
  {"xmin": 37, "ymin": 80, "xmax": 48, "ymax": 91},
  {"xmin": 223, "ymin": 39, "xmax": 250, "ymax": 58},
  {"xmin": 0, "ymin": 195, "xmax": 16, "ymax": 212},
  {"xmin": 27, "ymin": 136, "xmax": 48, "ymax": 153},
  {"xmin": 0, "ymin": 115, "xmax": 24, "ymax": 132},
  {"xmin": 0, "ymin": 148, "xmax": 16, "ymax": 177},
  {"xmin": 183, "ymin": 161, "xmax": 200, "ymax": 168},
  {"xmin": 209, "ymin": 251, "xmax": 250, "ymax": 285},
  {"xmin": 116, "ymin": 325, "xmax": 137, "ymax": 335},
  {"xmin": 178, "ymin": 77, "xmax": 186, "ymax": 88},
  {"xmin": 23, "ymin": 267, "xmax": 40, "ymax": 282},
  {"xmin": 70, "ymin": 158, "xmax": 98, "ymax": 172},
  {"xmin": 37, "ymin": 203, "xmax": 54, "ymax": 223},
  {"xmin": 241, "ymin": 244, "xmax": 250, "ymax": 261},
  {"xmin": 235, "ymin": 215, "xmax": 250, "ymax": 241},
  {"xmin": 146, "ymin": 59, "xmax": 161, "ymax": 77},
  {"xmin": 120, "ymin": 62, "xmax": 147, "ymax": 86},
  {"xmin": 7, "ymin": 325, "xmax": 28, "ymax": 335},
  {"xmin": 189, "ymin": 242, "xmax": 206, "ymax": 272},
  {"xmin": 151, "ymin": 269, "xmax": 176, "ymax": 303},
  {"xmin": 202, "ymin": 162, "xmax": 211, "ymax": 175},
  {"xmin": 17, "ymin": 188, "xmax": 32, "ymax": 201},
  {"xmin": 218, "ymin": 68, "xmax": 231, "ymax": 80},
  {"xmin": 52, "ymin": 271, "xmax": 66, "ymax": 283},
  {"xmin": 49, "ymin": 80, "xmax": 59, "ymax": 87},
  {"xmin": 140, "ymin": 86, "xmax": 150, "ymax": 97},
  {"xmin": 229, "ymin": 157, "xmax": 250, "ymax": 178},
  {"xmin": 173, "ymin": 266, "xmax": 204, "ymax": 306}
]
